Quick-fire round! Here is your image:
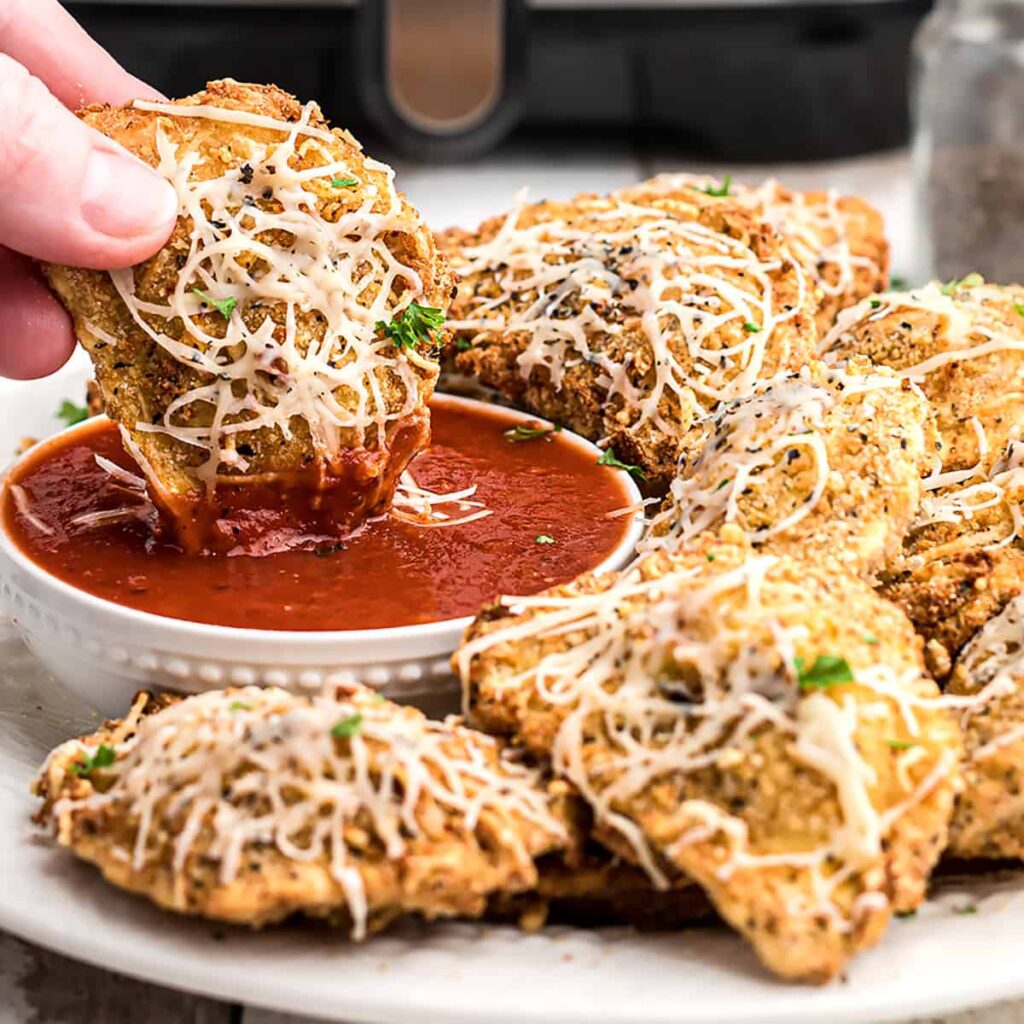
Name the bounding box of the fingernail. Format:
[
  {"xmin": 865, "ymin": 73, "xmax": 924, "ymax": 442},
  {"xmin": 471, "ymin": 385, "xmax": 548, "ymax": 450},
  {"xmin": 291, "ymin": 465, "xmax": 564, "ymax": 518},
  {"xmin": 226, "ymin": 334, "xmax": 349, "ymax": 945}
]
[{"xmin": 81, "ymin": 145, "xmax": 178, "ymax": 239}]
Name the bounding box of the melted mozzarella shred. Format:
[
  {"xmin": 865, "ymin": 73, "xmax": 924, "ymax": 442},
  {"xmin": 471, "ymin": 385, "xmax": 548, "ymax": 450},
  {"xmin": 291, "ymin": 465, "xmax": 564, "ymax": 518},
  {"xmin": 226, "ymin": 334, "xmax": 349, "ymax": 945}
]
[
  {"xmin": 44, "ymin": 687, "xmax": 565, "ymax": 939},
  {"xmin": 640, "ymin": 364, "xmax": 901, "ymax": 552},
  {"xmin": 457, "ymin": 555, "xmax": 945, "ymax": 921},
  {"xmin": 454, "ymin": 188, "xmax": 808, "ymax": 436},
  {"xmin": 114, "ymin": 100, "xmax": 435, "ymax": 489}
]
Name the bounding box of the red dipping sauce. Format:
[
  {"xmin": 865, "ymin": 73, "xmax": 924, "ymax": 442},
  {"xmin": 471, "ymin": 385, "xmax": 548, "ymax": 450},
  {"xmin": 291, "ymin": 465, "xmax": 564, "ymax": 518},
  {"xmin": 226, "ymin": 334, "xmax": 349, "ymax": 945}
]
[{"xmin": 1, "ymin": 398, "xmax": 635, "ymax": 631}]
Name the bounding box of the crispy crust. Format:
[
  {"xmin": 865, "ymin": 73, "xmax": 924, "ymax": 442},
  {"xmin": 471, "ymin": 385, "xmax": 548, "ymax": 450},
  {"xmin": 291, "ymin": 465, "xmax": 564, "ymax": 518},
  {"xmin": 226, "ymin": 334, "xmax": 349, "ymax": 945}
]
[
  {"xmin": 441, "ymin": 191, "xmax": 817, "ymax": 491},
  {"xmin": 43, "ymin": 80, "xmax": 452, "ymax": 526},
  {"xmin": 458, "ymin": 534, "xmax": 961, "ymax": 982},
  {"xmin": 33, "ymin": 688, "xmax": 572, "ymax": 933}
]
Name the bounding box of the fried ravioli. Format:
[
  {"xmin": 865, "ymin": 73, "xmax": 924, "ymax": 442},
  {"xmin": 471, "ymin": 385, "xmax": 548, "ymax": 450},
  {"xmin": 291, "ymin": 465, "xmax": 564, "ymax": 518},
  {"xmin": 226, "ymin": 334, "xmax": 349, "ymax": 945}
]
[
  {"xmin": 821, "ymin": 278, "xmax": 1024, "ymax": 476},
  {"xmin": 641, "ymin": 359, "xmax": 936, "ymax": 577},
  {"xmin": 43, "ymin": 80, "xmax": 452, "ymax": 549},
  {"xmin": 616, "ymin": 175, "xmax": 889, "ymax": 334},
  {"xmin": 33, "ymin": 687, "xmax": 569, "ymax": 936},
  {"xmin": 441, "ymin": 189, "xmax": 817, "ymax": 489},
  {"xmin": 878, "ymin": 440, "xmax": 1024, "ymax": 679},
  {"xmin": 946, "ymin": 596, "xmax": 1024, "ymax": 860},
  {"xmin": 456, "ymin": 532, "xmax": 961, "ymax": 982}
]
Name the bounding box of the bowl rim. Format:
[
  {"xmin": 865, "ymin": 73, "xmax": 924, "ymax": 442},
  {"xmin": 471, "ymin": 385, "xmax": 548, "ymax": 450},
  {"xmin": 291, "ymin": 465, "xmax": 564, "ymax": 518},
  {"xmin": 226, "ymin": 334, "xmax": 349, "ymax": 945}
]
[{"xmin": 0, "ymin": 393, "xmax": 644, "ymax": 647}]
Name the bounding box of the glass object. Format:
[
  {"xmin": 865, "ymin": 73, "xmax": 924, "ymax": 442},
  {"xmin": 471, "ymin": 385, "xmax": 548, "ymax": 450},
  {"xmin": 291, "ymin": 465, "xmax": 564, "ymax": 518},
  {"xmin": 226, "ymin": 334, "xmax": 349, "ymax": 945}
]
[{"xmin": 911, "ymin": 0, "xmax": 1024, "ymax": 283}]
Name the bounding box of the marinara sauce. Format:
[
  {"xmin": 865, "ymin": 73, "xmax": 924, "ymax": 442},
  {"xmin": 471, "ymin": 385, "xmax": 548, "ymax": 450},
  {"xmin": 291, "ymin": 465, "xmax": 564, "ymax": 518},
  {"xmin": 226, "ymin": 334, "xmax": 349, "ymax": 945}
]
[{"xmin": 2, "ymin": 399, "xmax": 635, "ymax": 631}]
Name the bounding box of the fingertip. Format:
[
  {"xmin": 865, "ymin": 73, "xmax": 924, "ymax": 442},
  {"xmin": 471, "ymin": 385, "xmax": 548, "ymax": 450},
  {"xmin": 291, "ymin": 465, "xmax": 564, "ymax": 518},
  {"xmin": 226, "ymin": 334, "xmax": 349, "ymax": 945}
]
[{"xmin": 0, "ymin": 248, "xmax": 76, "ymax": 379}]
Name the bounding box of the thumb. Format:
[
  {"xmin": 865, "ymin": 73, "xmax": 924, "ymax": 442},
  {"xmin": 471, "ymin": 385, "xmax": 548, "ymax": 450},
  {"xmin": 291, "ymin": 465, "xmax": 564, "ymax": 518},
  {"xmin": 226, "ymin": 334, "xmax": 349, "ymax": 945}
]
[{"xmin": 0, "ymin": 53, "xmax": 177, "ymax": 270}]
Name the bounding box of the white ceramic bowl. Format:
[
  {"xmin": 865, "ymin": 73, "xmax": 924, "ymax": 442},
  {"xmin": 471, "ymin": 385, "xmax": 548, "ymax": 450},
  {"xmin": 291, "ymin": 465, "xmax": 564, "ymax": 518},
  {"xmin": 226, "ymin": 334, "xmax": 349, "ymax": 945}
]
[{"xmin": 0, "ymin": 396, "xmax": 642, "ymax": 717}]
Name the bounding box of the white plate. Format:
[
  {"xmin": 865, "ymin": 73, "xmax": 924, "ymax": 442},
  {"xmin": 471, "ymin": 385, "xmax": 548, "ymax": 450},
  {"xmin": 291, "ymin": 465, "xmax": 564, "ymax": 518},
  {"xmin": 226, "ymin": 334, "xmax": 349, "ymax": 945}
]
[{"xmin": 2, "ymin": 359, "xmax": 1024, "ymax": 1024}]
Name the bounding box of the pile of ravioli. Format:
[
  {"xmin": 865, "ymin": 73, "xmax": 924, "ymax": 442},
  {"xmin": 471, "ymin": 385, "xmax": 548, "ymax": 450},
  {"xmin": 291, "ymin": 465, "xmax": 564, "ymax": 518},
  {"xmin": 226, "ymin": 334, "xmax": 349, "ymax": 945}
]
[{"xmin": 34, "ymin": 88, "xmax": 1024, "ymax": 985}]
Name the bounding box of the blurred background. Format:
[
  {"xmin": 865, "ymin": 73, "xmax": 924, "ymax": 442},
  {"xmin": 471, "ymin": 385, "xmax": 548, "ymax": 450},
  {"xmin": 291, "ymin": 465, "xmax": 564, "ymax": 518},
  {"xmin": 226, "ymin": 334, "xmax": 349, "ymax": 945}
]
[{"xmin": 65, "ymin": 1, "xmax": 1016, "ymax": 284}]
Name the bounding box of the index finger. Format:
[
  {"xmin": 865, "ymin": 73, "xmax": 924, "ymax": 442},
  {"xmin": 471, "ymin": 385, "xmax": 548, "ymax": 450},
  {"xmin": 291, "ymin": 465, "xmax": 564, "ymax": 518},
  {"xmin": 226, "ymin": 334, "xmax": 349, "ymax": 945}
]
[{"xmin": 0, "ymin": 0, "xmax": 162, "ymax": 108}]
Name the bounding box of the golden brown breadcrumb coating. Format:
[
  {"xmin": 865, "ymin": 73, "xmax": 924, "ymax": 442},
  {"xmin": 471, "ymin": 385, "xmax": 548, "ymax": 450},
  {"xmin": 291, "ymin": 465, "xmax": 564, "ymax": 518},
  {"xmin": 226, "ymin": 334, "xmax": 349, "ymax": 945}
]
[
  {"xmin": 615, "ymin": 175, "xmax": 889, "ymax": 334},
  {"xmin": 456, "ymin": 532, "xmax": 961, "ymax": 983},
  {"xmin": 945, "ymin": 596, "xmax": 1024, "ymax": 860},
  {"xmin": 441, "ymin": 189, "xmax": 817, "ymax": 490},
  {"xmin": 33, "ymin": 687, "xmax": 570, "ymax": 936},
  {"xmin": 642, "ymin": 359, "xmax": 937, "ymax": 578},
  {"xmin": 43, "ymin": 80, "xmax": 452, "ymax": 545}
]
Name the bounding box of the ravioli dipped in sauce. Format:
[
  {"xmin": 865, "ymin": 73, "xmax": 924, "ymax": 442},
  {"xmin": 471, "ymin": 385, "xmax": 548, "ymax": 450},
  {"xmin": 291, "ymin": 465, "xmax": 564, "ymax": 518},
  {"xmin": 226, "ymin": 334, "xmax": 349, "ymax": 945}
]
[{"xmin": 2, "ymin": 399, "xmax": 636, "ymax": 631}]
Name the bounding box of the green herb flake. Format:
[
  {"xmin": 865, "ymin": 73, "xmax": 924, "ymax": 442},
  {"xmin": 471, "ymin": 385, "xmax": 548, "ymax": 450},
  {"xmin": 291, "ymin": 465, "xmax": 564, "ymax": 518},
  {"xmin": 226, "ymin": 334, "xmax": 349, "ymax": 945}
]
[
  {"xmin": 886, "ymin": 738, "xmax": 919, "ymax": 751},
  {"xmin": 795, "ymin": 654, "xmax": 854, "ymax": 690},
  {"xmin": 890, "ymin": 275, "xmax": 909, "ymax": 291},
  {"xmin": 953, "ymin": 902, "xmax": 978, "ymax": 915},
  {"xmin": 535, "ymin": 534, "xmax": 556, "ymax": 545},
  {"xmin": 941, "ymin": 272, "xmax": 984, "ymax": 296},
  {"xmin": 455, "ymin": 339, "xmax": 472, "ymax": 351},
  {"xmin": 331, "ymin": 176, "xmax": 358, "ymax": 188},
  {"xmin": 715, "ymin": 478, "xmax": 731, "ymax": 491},
  {"xmin": 895, "ymin": 908, "xmax": 917, "ymax": 919},
  {"xmin": 57, "ymin": 400, "xmax": 89, "ymax": 427},
  {"xmin": 699, "ymin": 174, "xmax": 732, "ymax": 198},
  {"xmin": 376, "ymin": 302, "xmax": 445, "ymax": 351},
  {"xmin": 863, "ymin": 633, "xmax": 879, "ymax": 645},
  {"xmin": 870, "ymin": 299, "xmax": 882, "ymax": 309},
  {"xmin": 331, "ymin": 713, "xmax": 364, "ymax": 739},
  {"xmin": 706, "ymin": 553, "xmax": 716, "ymax": 562},
  {"xmin": 70, "ymin": 744, "xmax": 116, "ymax": 777},
  {"xmin": 596, "ymin": 447, "xmax": 648, "ymax": 480},
  {"xmin": 504, "ymin": 423, "xmax": 560, "ymax": 443},
  {"xmin": 742, "ymin": 321, "xmax": 761, "ymax": 333},
  {"xmin": 1015, "ymin": 300, "xmax": 1024, "ymax": 318},
  {"xmin": 192, "ymin": 288, "xmax": 237, "ymax": 320},
  {"xmin": 229, "ymin": 701, "xmax": 252, "ymax": 712}
]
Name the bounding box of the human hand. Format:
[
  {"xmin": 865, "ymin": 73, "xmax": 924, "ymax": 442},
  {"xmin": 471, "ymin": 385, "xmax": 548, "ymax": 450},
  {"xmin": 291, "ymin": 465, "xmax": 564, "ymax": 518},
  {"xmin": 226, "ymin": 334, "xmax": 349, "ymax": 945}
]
[{"xmin": 0, "ymin": 0, "xmax": 177, "ymax": 379}]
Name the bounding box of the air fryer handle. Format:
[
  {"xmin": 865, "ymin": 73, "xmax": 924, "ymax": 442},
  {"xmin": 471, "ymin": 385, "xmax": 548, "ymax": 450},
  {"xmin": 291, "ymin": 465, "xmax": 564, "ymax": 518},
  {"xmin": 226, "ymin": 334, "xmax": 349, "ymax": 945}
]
[{"xmin": 356, "ymin": 0, "xmax": 528, "ymax": 161}]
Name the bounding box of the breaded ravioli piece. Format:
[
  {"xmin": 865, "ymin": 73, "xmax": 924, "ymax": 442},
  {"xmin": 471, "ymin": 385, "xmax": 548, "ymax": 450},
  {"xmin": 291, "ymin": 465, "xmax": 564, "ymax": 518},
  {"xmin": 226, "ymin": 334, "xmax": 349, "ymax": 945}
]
[
  {"xmin": 43, "ymin": 80, "xmax": 452, "ymax": 550},
  {"xmin": 456, "ymin": 533, "xmax": 961, "ymax": 983},
  {"xmin": 946, "ymin": 596, "xmax": 1024, "ymax": 860},
  {"xmin": 821, "ymin": 278, "xmax": 1024, "ymax": 477},
  {"xmin": 441, "ymin": 188, "xmax": 817, "ymax": 489},
  {"xmin": 878, "ymin": 440, "xmax": 1024, "ymax": 679},
  {"xmin": 616, "ymin": 174, "xmax": 889, "ymax": 334},
  {"xmin": 640, "ymin": 359, "xmax": 936, "ymax": 577},
  {"xmin": 33, "ymin": 686, "xmax": 570, "ymax": 936}
]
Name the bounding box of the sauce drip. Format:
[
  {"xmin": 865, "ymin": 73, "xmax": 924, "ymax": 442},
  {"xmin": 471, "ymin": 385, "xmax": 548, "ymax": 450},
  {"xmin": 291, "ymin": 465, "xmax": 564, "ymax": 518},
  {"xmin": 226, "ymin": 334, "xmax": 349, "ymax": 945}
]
[{"xmin": 3, "ymin": 399, "xmax": 634, "ymax": 631}]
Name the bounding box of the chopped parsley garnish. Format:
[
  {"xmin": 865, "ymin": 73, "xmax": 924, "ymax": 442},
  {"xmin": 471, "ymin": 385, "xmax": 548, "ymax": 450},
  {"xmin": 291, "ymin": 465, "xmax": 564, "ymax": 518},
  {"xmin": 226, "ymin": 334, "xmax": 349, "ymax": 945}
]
[
  {"xmin": 886, "ymin": 738, "xmax": 918, "ymax": 751},
  {"xmin": 953, "ymin": 902, "xmax": 978, "ymax": 915},
  {"xmin": 596, "ymin": 447, "xmax": 647, "ymax": 480},
  {"xmin": 331, "ymin": 713, "xmax": 363, "ymax": 739},
  {"xmin": 70, "ymin": 744, "xmax": 116, "ymax": 777},
  {"xmin": 331, "ymin": 176, "xmax": 358, "ymax": 188},
  {"xmin": 895, "ymin": 908, "xmax": 917, "ymax": 919},
  {"xmin": 229, "ymin": 701, "xmax": 252, "ymax": 712},
  {"xmin": 699, "ymin": 174, "xmax": 732, "ymax": 198},
  {"xmin": 706, "ymin": 553, "xmax": 716, "ymax": 562},
  {"xmin": 57, "ymin": 399, "xmax": 89, "ymax": 427},
  {"xmin": 455, "ymin": 339, "xmax": 472, "ymax": 351},
  {"xmin": 870, "ymin": 299, "xmax": 882, "ymax": 309},
  {"xmin": 376, "ymin": 302, "xmax": 445, "ymax": 351},
  {"xmin": 863, "ymin": 633, "xmax": 879, "ymax": 645},
  {"xmin": 742, "ymin": 321, "xmax": 761, "ymax": 333},
  {"xmin": 715, "ymin": 478, "xmax": 731, "ymax": 491},
  {"xmin": 1015, "ymin": 300, "xmax": 1024, "ymax": 318},
  {"xmin": 941, "ymin": 272, "xmax": 983, "ymax": 296},
  {"xmin": 192, "ymin": 288, "xmax": 237, "ymax": 319},
  {"xmin": 535, "ymin": 534, "xmax": 556, "ymax": 545},
  {"xmin": 889, "ymin": 275, "xmax": 909, "ymax": 291},
  {"xmin": 504, "ymin": 423, "xmax": 561, "ymax": 443},
  {"xmin": 795, "ymin": 654, "xmax": 854, "ymax": 690}
]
